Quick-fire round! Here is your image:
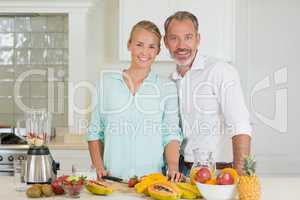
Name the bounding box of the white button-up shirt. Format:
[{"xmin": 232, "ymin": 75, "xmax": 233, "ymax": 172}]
[{"xmin": 170, "ymin": 52, "xmax": 252, "ymax": 162}]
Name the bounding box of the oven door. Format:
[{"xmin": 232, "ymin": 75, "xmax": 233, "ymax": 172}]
[
  {"xmin": 0, "ymin": 148, "xmax": 28, "ymax": 176},
  {"xmin": 0, "ymin": 164, "xmax": 14, "ymax": 176}
]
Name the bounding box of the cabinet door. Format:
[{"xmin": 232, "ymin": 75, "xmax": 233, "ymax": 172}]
[
  {"xmin": 119, "ymin": 0, "xmax": 173, "ymax": 61},
  {"xmin": 170, "ymin": 0, "xmax": 235, "ymax": 62},
  {"xmin": 51, "ymin": 150, "xmax": 91, "ymax": 173},
  {"xmin": 119, "ymin": 0, "xmax": 235, "ymax": 62}
]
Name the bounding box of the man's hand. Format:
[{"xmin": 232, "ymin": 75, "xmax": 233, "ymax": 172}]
[
  {"xmin": 234, "ymin": 165, "xmax": 243, "ymax": 176},
  {"xmin": 232, "ymin": 134, "xmax": 251, "ymax": 175}
]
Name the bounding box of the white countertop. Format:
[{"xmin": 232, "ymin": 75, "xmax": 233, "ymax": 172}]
[
  {"xmin": 0, "ymin": 128, "xmax": 88, "ymax": 150},
  {"xmin": 0, "ymin": 175, "xmax": 299, "ymax": 200},
  {"xmin": 0, "ymin": 176, "xmax": 145, "ymax": 200}
]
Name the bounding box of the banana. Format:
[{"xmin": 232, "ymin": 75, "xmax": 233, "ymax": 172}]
[
  {"xmin": 85, "ymin": 180, "xmax": 113, "ymax": 195},
  {"xmin": 176, "ymin": 182, "xmax": 202, "ymax": 198},
  {"xmin": 135, "ymin": 174, "xmax": 168, "ymax": 194},
  {"xmin": 180, "ymin": 189, "xmax": 198, "ymax": 199},
  {"xmin": 140, "ymin": 173, "xmax": 168, "ymax": 182},
  {"xmin": 135, "ymin": 180, "xmax": 153, "ymax": 194}
]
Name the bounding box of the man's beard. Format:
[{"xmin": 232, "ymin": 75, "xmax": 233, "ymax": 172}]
[
  {"xmin": 171, "ymin": 48, "xmax": 195, "ymax": 68},
  {"xmin": 175, "ymin": 57, "xmax": 195, "ymax": 68}
]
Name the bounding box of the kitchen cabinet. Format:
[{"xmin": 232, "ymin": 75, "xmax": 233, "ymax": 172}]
[
  {"xmin": 0, "ymin": 0, "xmax": 102, "ymax": 133},
  {"xmin": 119, "ymin": 0, "xmax": 172, "ymax": 61},
  {"xmin": 51, "ymin": 150, "xmax": 91, "ymax": 172},
  {"xmin": 119, "ymin": 0, "xmax": 236, "ymax": 62}
]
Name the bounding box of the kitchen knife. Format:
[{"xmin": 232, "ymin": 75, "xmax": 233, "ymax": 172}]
[{"xmin": 101, "ymin": 175, "xmax": 127, "ymax": 184}]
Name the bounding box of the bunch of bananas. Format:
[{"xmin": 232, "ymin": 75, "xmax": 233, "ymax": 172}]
[{"xmin": 175, "ymin": 182, "xmax": 202, "ymax": 199}]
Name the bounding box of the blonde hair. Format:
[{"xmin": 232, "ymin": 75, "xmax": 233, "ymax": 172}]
[
  {"xmin": 128, "ymin": 20, "xmax": 162, "ymax": 50},
  {"xmin": 164, "ymin": 11, "xmax": 198, "ymax": 34}
]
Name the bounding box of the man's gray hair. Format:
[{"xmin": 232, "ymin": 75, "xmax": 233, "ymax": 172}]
[{"xmin": 164, "ymin": 11, "xmax": 199, "ymax": 34}]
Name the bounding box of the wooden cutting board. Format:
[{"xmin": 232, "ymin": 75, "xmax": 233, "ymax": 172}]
[
  {"xmin": 106, "ymin": 181, "xmax": 156, "ymax": 199},
  {"xmin": 108, "ymin": 181, "xmax": 134, "ymax": 193},
  {"xmin": 107, "ymin": 181, "xmax": 203, "ymax": 200}
]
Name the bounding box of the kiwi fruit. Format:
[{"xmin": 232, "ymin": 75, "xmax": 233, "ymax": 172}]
[
  {"xmin": 26, "ymin": 184, "xmax": 55, "ymax": 198},
  {"xmin": 41, "ymin": 184, "xmax": 55, "ymax": 197},
  {"xmin": 32, "ymin": 184, "xmax": 43, "ymax": 190},
  {"xmin": 26, "ymin": 186, "xmax": 42, "ymax": 198}
]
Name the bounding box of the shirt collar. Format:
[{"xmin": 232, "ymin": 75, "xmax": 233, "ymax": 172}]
[
  {"xmin": 191, "ymin": 51, "xmax": 205, "ymax": 70},
  {"xmin": 143, "ymin": 70, "xmax": 157, "ymax": 83},
  {"xmin": 170, "ymin": 51, "xmax": 205, "ymax": 81}
]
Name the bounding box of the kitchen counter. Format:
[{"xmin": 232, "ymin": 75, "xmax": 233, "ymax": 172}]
[
  {"xmin": 49, "ymin": 128, "xmax": 87, "ymax": 150},
  {"xmin": 0, "ymin": 175, "xmax": 299, "ymax": 199},
  {"xmin": 0, "ymin": 128, "xmax": 88, "ymax": 150},
  {"xmin": 0, "ymin": 175, "xmax": 146, "ymax": 200}
]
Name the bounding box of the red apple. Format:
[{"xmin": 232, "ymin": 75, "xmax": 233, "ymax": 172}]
[
  {"xmin": 195, "ymin": 167, "xmax": 212, "ymax": 183},
  {"xmin": 217, "ymin": 172, "xmax": 234, "ymax": 185}
]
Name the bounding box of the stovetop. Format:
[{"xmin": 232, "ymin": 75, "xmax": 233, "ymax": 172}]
[
  {"xmin": 0, "ymin": 128, "xmax": 27, "ymax": 145},
  {"xmin": 0, "ymin": 133, "xmax": 27, "ymax": 145}
]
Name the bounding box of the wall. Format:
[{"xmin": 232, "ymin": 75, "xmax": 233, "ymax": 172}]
[
  {"xmin": 237, "ymin": 0, "xmax": 300, "ymax": 175},
  {"xmin": 95, "ymin": 0, "xmax": 176, "ymax": 78},
  {"xmin": 0, "ymin": 14, "xmax": 68, "ymax": 127}
]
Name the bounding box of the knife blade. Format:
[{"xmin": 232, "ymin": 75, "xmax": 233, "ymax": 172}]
[{"xmin": 101, "ymin": 175, "xmax": 127, "ymax": 184}]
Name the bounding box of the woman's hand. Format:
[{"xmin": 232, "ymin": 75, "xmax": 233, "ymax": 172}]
[
  {"xmin": 95, "ymin": 165, "xmax": 108, "ymax": 180},
  {"xmin": 88, "ymin": 140, "xmax": 107, "ymax": 180}
]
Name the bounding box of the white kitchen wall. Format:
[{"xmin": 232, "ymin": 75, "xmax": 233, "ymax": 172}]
[
  {"xmin": 89, "ymin": 0, "xmax": 300, "ymax": 174},
  {"xmin": 237, "ymin": 0, "xmax": 300, "ymax": 175}
]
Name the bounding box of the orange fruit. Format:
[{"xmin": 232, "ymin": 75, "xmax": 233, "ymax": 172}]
[
  {"xmin": 205, "ymin": 178, "xmax": 217, "ymax": 185},
  {"xmin": 220, "ymin": 168, "xmax": 239, "ymax": 184},
  {"xmin": 189, "ymin": 168, "xmax": 197, "ymax": 185}
]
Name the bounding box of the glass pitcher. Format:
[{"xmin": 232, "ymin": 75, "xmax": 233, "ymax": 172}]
[
  {"xmin": 17, "ymin": 111, "xmax": 52, "ymax": 146},
  {"xmin": 189, "ymin": 148, "xmax": 216, "ymax": 183}
]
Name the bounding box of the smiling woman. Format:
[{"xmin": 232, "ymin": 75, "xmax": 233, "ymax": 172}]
[
  {"xmin": 125, "ymin": 21, "xmax": 161, "ymax": 95},
  {"xmin": 86, "ymin": 20, "xmax": 183, "ymax": 181}
]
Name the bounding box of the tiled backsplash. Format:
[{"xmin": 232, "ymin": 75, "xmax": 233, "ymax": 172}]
[{"xmin": 0, "ymin": 14, "xmax": 68, "ymax": 127}]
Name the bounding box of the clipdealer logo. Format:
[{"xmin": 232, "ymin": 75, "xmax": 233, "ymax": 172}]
[{"xmin": 250, "ymin": 67, "xmax": 288, "ymax": 133}]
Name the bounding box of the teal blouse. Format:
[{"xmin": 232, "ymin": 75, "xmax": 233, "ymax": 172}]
[{"xmin": 86, "ymin": 70, "xmax": 182, "ymax": 180}]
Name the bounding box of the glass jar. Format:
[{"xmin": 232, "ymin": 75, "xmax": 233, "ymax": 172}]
[
  {"xmin": 189, "ymin": 148, "xmax": 216, "ymax": 183},
  {"xmin": 16, "ymin": 111, "xmax": 52, "ymax": 146},
  {"xmin": 25, "ymin": 111, "xmax": 52, "ymax": 146},
  {"xmin": 13, "ymin": 158, "xmax": 27, "ymax": 192}
]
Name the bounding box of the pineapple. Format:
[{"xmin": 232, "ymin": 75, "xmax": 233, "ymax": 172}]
[{"xmin": 238, "ymin": 156, "xmax": 261, "ymax": 200}]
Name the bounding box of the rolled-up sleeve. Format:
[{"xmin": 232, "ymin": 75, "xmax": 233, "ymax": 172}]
[
  {"xmin": 161, "ymin": 81, "xmax": 183, "ymax": 147},
  {"xmin": 86, "ymin": 82, "xmax": 105, "ymax": 143},
  {"xmin": 218, "ymin": 64, "xmax": 252, "ymax": 137}
]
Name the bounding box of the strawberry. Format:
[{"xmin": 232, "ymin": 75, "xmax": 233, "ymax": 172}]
[
  {"xmin": 51, "ymin": 175, "xmax": 69, "ymax": 195},
  {"xmin": 128, "ymin": 175, "xmax": 138, "ymax": 188}
]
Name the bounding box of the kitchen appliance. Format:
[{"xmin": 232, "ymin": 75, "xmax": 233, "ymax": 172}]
[
  {"xmin": 26, "ymin": 145, "xmax": 59, "ymax": 184},
  {"xmin": 0, "ymin": 127, "xmax": 28, "ymax": 176},
  {"xmin": 25, "ymin": 111, "xmax": 59, "ymax": 184}
]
